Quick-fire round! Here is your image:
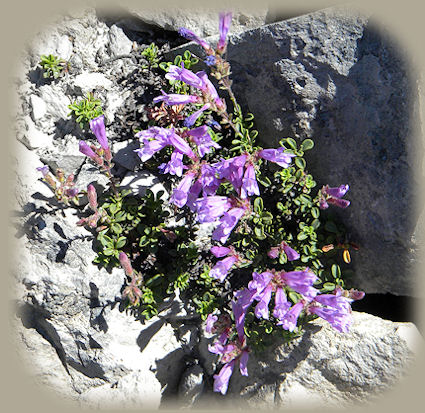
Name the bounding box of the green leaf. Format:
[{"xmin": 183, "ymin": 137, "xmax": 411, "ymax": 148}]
[
  {"xmin": 331, "ymin": 264, "xmax": 341, "ymax": 278},
  {"xmin": 324, "ymin": 221, "xmax": 338, "ymax": 233},
  {"xmin": 257, "ymin": 175, "xmax": 272, "ymax": 187},
  {"xmin": 285, "ymin": 138, "xmax": 297, "ymax": 150},
  {"xmin": 295, "ymin": 157, "xmax": 306, "ymax": 170},
  {"xmin": 311, "ymin": 207, "xmax": 320, "ymax": 219},
  {"xmin": 301, "ymin": 139, "xmax": 314, "ymax": 151},
  {"xmin": 321, "ymin": 282, "xmax": 336, "ymax": 292},
  {"xmin": 297, "ymin": 232, "xmax": 308, "ymax": 241},
  {"xmin": 254, "ymin": 226, "xmax": 266, "ymax": 239},
  {"xmin": 253, "ymin": 197, "xmax": 263, "ymax": 213}
]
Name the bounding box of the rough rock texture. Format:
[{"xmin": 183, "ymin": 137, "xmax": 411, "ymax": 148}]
[
  {"xmin": 127, "ymin": 7, "xmax": 269, "ymax": 38},
  {"xmin": 171, "ymin": 6, "xmax": 424, "ymax": 296},
  {"xmin": 11, "ymin": 4, "xmax": 423, "ymax": 410}
]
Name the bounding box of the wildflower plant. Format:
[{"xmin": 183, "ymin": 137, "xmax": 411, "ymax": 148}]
[
  {"xmin": 39, "ymin": 54, "xmax": 67, "ymax": 79},
  {"xmin": 38, "ymin": 11, "xmax": 365, "ymax": 396},
  {"xmin": 68, "ymin": 92, "xmax": 104, "ymax": 129}
]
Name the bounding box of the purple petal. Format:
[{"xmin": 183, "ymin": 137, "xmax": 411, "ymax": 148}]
[
  {"xmin": 327, "ymin": 197, "xmax": 351, "ymax": 208},
  {"xmin": 195, "ymin": 196, "xmax": 232, "ymax": 223},
  {"xmin": 217, "ymin": 12, "xmax": 232, "ymax": 52},
  {"xmin": 247, "ymin": 271, "xmax": 273, "ymax": 296},
  {"xmin": 178, "ymin": 27, "xmax": 212, "ymax": 52},
  {"xmin": 169, "ymin": 132, "xmax": 195, "ymax": 159},
  {"xmin": 259, "ymin": 147, "xmax": 295, "ymax": 168},
  {"xmin": 325, "ymin": 184, "xmax": 349, "ymax": 198},
  {"xmin": 90, "ymin": 115, "xmax": 108, "ymax": 150},
  {"xmin": 153, "ymin": 91, "xmax": 199, "ymax": 105},
  {"xmin": 210, "ymin": 256, "xmax": 238, "ymax": 282},
  {"xmin": 205, "ymin": 313, "xmax": 218, "ymax": 334},
  {"xmin": 240, "ymin": 163, "xmax": 260, "ymax": 198},
  {"xmin": 309, "ymin": 306, "xmax": 352, "ymax": 333},
  {"xmin": 212, "ymin": 207, "xmax": 246, "ymax": 244},
  {"xmin": 213, "ymin": 360, "xmax": 235, "ymax": 395},
  {"xmin": 254, "ymin": 285, "xmax": 273, "ymax": 320},
  {"xmin": 170, "ymin": 172, "xmax": 196, "ymax": 208},
  {"xmin": 314, "ymin": 294, "xmax": 352, "ymax": 312},
  {"xmin": 184, "ymin": 103, "xmax": 210, "ymax": 128},
  {"xmin": 79, "ymin": 141, "xmax": 96, "ymax": 159},
  {"xmin": 273, "ymin": 287, "xmax": 291, "ymax": 319},
  {"xmin": 210, "ymin": 246, "xmax": 231, "ymax": 258},
  {"xmin": 36, "ymin": 165, "xmax": 49, "ymax": 177},
  {"xmin": 239, "ymin": 350, "xmax": 249, "ymax": 377},
  {"xmin": 277, "ymin": 302, "xmax": 304, "ymax": 332},
  {"xmin": 282, "ymin": 244, "xmax": 300, "ymax": 261},
  {"xmin": 165, "ymin": 64, "xmax": 204, "ymax": 89}
]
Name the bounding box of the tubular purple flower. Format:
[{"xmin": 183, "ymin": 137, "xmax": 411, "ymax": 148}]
[
  {"xmin": 195, "ymin": 196, "xmax": 232, "ymax": 223},
  {"xmin": 199, "ymin": 164, "xmax": 221, "ymax": 195},
  {"xmin": 196, "ymin": 71, "xmax": 220, "ymax": 101},
  {"xmin": 282, "ymin": 269, "xmax": 319, "ymax": 301},
  {"xmin": 184, "ymin": 103, "xmax": 211, "ymax": 128},
  {"xmin": 186, "ymin": 179, "xmax": 203, "ymax": 212},
  {"xmin": 217, "ymin": 12, "xmax": 232, "ymax": 53},
  {"xmin": 188, "ymin": 125, "xmax": 221, "ymax": 158},
  {"xmin": 232, "ymin": 289, "xmax": 256, "ymax": 340},
  {"xmin": 135, "ymin": 127, "xmax": 171, "ymax": 162},
  {"xmin": 248, "ymin": 271, "xmax": 273, "ymax": 296},
  {"xmin": 277, "ymin": 302, "xmax": 304, "ymax": 332},
  {"xmin": 267, "ymin": 247, "xmax": 279, "ymax": 259},
  {"xmin": 210, "ymin": 246, "xmax": 232, "ymax": 258},
  {"xmin": 206, "ymin": 313, "xmax": 218, "ymax": 334},
  {"xmin": 210, "ymin": 256, "xmax": 238, "ymax": 282},
  {"xmin": 314, "ymin": 291, "xmax": 352, "ymax": 313},
  {"xmin": 165, "ymin": 64, "xmax": 204, "ymax": 89},
  {"xmin": 241, "ymin": 163, "xmax": 260, "ymax": 198},
  {"xmin": 158, "ymin": 151, "xmax": 186, "ymax": 177},
  {"xmin": 215, "ymin": 155, "xmax": 247, "ymax": 192},
  {"xmin": 204, "ymin": 55, "xmax": 217, "ymax": 66},
  {"xmin": 212, "ymin": 207, "xmax": 246, "ymax": 244},
  {"xmin": 258, "ymin": 147, "xmax": 295, "ymax": 168},
  {"xmin": 79, "ymin": 141, "xmax": 97, "ymax": 159},
  {"xmin": 327, "ymin": 197, "xmax": 351, "ymax": 208},
  {"xmin": 325, "ymin": 184, "xmax": 349, "ymax": 198},
  {"xmin": 153, "ymin": 90, "xmax": 199, "ymax": 105},
  {"xmin": 89, "ymin": 115, "xmax": 108, "ymax": 150},
  {"xmin": 169, "ymin": 132, "xmax": 196, "ymax": 159},
  {"xmin": 254, "ymin": 285, "xmax": 273, "ymax": 319},
  {"xmin": 239, "ymin": 351, "xmax": 249, "ymax": 376},
  {"xmin": 213, "ymin": 359, "xmax": 235, "ymax": 395},
  {"xmin": 65, "ymin": 188, "xmax": 79, "ymax": 198},
  {"xmin": 178, "ymin": 27, "xmax": 213, "ymax": 53},
  {"xmin": 170, "ymin": 171, "xmax": 197, "ymax": 208},
  {"xmin": 272, "ymin": 287, "xmax": 291, "ymax": 319},
  {"xmin": 309, "ymin": 306, "xmax": 352, "ymax": 333},
  {"xmin": 282, "ymin": 243, "xmax": 300, "ymax": 261},
  {"xmin": 36, "ymin": 165, "xmax": 50, "ymax": 177}
]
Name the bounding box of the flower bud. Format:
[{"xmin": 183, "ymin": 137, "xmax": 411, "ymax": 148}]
[
  {"xmin": 119, "ymin": 252, "xmax": 133, "ymax": 277},
  {"xmin": 87, "ymin": 184, "xmax": 98, "ymax": 211}
]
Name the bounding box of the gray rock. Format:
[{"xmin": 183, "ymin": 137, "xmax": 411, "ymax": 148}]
[
  {"xmin": 178, "ymin": 364, "xmax": 205, "ymax": 406},
  {"xmin": 128, "ymin": 7, "xmax": 268, "ymax": 37},
  {"xmin": 171, "ymin": 6, "xmax": 423, "ymax": 296},
  {"xmin": 19, "ymin": 117, "xmax": 53, "ymax": 150},
  {"xmin": 111, "ymin": 139, "xmax": 141, "ymax": 171},
  {"xmin": 30, "ymin": 94, "xmax": 47, "ymax": 121},
  {"xmin": 72, "ymin": 73, "xmax": 113, "ymax": 95},
  {"xmin": 215, "ymin": 312, "xmax": 422, "ymax": 408},
  {"xmin": 108, "ymin": 24, "xmax": 134, "ymax": 58}
]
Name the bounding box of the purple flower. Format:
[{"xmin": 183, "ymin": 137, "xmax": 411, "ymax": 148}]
[
  {"xmin": 210, "ymin": 246, "xmax": 232, "ymax": 258},
  {"xmin": 282, "ymin": 243, "xmax": 300, "ymax": 261},
  {"xmin": 187, "ymin": 125, "xmax": 221, "ymax": 157},
  {"xmin": 153, "ymin": 90, "xmax": 199, "ymax": 105},
  {"xmin": 178, "ymin": 28, "xmax": 213, "ymax": 53},
  {"xmin": 196, "ymin": 71, "xmax": 224, "ymax": 108},
  {"xmin": 210, "ymin": 337, "xmax": 250, "ymax": 395},
  {"xmin": 169, "ymin": 131, "xmax": 196, "ymax": 159},
  {"xmin": 314, "ymin": 292, "xmax": 352, "ymax": 313},
  {"xmin": 232, "ymin": 289, "xmax": 256, "ymax": 339},
  {"xmin": 254, "ymin": 285, "xmax": 273, "ymax": 319},
  {"xmin": 119, "ymin": 252, "xmax": 133, "ymax": 277},
  {"xmin": 87, "ymin": 184, "xmax": 98, "ymax": 211},
  {"xmin": 158, "ymin": 151, "xmax": 186, "ymax": 177},
  {"xmin": 217, "ymin": 12, "xmax": 232, "ymax": 53},
  {"xmin": 135, "ymin": 127, "xmax": 171, "ymax": 162},
  {"xmin": 204, "ymin": 55, "xmax": 217, "ymax": 66},
  {"xmin": 36, "ymin": 165, "xmax": 49, "ymax": 177},
  {"xmin": 277, "ymin": 302, "xmax": 304, "ymax": 332},
  {"xmin": 195, "ymin": 196, "xmax": 232, "ymax": 223},
  {"xmin": 309, "ymin": 306, "xmax": 352, "ymax": 333},
  {"xmin": 320, "ymin": 184, "xmax": 350, "ymax": 209},
  {"xmin": 184, "ymin": 103, "xmax": 211, "ymax": 127},
  {"xmin": 199, "ymin": 164, "xmax": 221, "ymax": 196},
  {"xmin": 89, "ymin": 115, "xmax": 108, "ymax": 150},
  {"xmin": 272, "ymin": 287, "xmax": 291, "ymax": 319},
  {"xmin": 215, "ymin": 155, "xmax": 247, "ymax": 193},
  {"xmin": 213, "ymin": 359, "xmax": 235, "ymax": 395},
  {"xmin": 65, "ymin": 187, "xmax": 79, "ymax": 198},
  {"xmin": 170, "ymin": 171, "xmax": 197, "ymax": 208},
  {"xmin": 282, "ymin": 269, "xmax": 319, "ymax": 300},
  {"xmin": 79, "ymin": 141, "xmax": 97, "ymax": 159},
  {"xmin": 212, "ymin": 207, "xmax": 246, "ymax": 244},
  {"xmin": 210, "ymin": 256, "xmax": 238, "ymax": 282},
  {"xmin": 240, "ymin": 163, "xmax": 259, "ymax": 198},
  {"xmin": 165, "ymin": 64, "xmax": 204, "ymax": 89},
  {"xmin": 258, "ymin": 147, "xmax": 295, "ymax": 168},
  {"xmin": 186, "ymin": 179, "xmax": 203, "ymax": 212},
  {"xmin": 206, "ymin": 313, "xmax": 218, "ymax": 334}
]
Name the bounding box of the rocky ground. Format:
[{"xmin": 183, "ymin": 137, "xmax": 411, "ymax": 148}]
[{"xmin": 10, "ymin": 5, "xmax": 423, "ymax": 409}]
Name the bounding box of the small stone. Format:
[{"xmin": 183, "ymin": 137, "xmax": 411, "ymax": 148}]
[
  {"xmin": 108, "ymin": 25, "xmax": 133, "ymax": 58},
  {"xmin": 21, "ymin": 118, "xmax": 53, "ymax": 149},
  {"xmin": 30, "ymin": 94, "xmax": 47, "ymax": 121},
  {"xmin": 73, "ymin": 73, "xmax": 113, "ymax": 94},
  {"xmin": 178, "ymin": 364, "xmax": 204, "ymax": 406},
  {"xmin": 111, "ymin": 140, "xmax": 140, "ymax": 171}
]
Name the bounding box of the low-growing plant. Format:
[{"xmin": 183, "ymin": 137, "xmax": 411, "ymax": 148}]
[
  {"xmin": 68, "ymin": 92, "xmax": 103, "ymax": 129},
  {"xmin": 38, "ymin": 11, "xmax": 365, "ymax": 397},
  {"xmin": 39, "ymin": 54, "xmax": 67, "ymax": 79},
  {"xmin": 141, "ymin": 42, "xmax": 160, "ymax": 68}
]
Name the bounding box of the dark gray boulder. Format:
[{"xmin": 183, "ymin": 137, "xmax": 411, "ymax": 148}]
[{"xmin": 171, "ymin": 6, "xmax": 423, "ymax": 296}]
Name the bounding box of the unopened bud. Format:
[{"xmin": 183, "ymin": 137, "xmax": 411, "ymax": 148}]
[
  {"xmin": 119, "ymin": 252, "xmax": 134, "ymax": 277},
  {"xmin": 87, "ymin": 184, "xmax": 98, "ymax": 211}
]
